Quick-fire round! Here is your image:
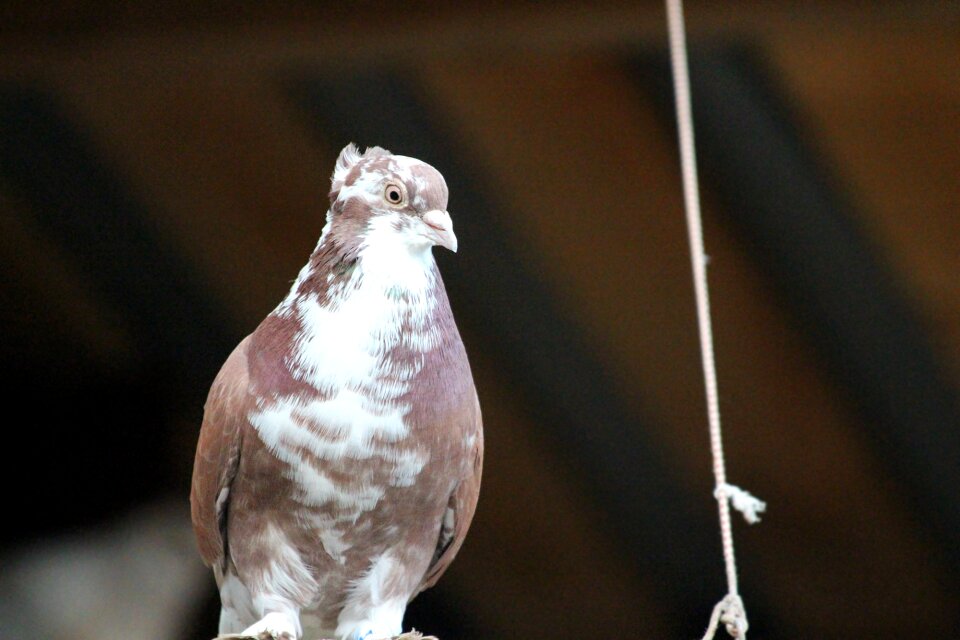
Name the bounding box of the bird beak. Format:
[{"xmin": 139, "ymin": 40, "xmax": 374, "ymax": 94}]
[{"xmin": 422, "ymin": 209, "xmax": 458, "ymax": 253}]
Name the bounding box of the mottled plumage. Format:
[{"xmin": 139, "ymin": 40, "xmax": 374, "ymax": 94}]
[{"xmin": 190, "ymin": 145, "xmax": 483, "ymax": 640}]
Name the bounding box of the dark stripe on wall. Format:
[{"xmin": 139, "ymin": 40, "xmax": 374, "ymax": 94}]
[
  {"xmin": 284, "ymin": 67, "xmax": 779, "ymax": 638},
  {"xmin": 0, "ymin": 84, "xmax": 240, "ymax": 588},
  {"xmin": 0, "ymin": 83, "xmax": 238, "ymax": 390},
  {"xmin": 632, "ymin": 47, "xmax": 960, "ymax": 589}
]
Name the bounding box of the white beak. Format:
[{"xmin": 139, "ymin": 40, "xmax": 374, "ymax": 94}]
[{"xmin": 422, "ymin": 209, "xmax": 458, "ymax": 253}]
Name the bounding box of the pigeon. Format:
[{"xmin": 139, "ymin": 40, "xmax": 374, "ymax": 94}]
[{"xmin": 190, "ymin": 144, "xmax": 483, "ymax": 640}]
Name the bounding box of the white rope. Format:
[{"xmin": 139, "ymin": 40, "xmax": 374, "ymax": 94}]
[{"xmin": 663, "ymin": 1, "xmax": 765, "ymax": 638}]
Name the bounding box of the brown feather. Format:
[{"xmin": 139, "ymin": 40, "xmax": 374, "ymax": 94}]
[
  {"xmin": 417, "ymin": 393, "xmax": 484, "ymax": 593},
  {"xmin": 190, "ymin": 336, "xmax": 252, "ymax": 569}
]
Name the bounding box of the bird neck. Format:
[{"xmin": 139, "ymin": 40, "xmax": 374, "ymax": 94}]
[
  {"xmin": 280, "ymin": 221, "xmax": 440, "ymax": 314},
  {"xmin": 272, "ymin": 224, "xmax": 451, "ymax": 398}
]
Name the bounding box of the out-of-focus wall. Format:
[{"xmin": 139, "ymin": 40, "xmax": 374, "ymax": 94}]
[{"xmin": 0, "ymin": 2, "xmax": 957, "ymax": 638}]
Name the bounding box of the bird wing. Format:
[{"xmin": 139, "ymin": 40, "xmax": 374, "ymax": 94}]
[
  {"xmin": 417, "ymin": 393, "xmax": 484, "ymax": 593},
  {"xmin": 190, "ymin": 335, "xmax": 252, "ymax": 570}
]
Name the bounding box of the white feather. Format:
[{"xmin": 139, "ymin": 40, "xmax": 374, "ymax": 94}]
[
  {"xmin": 335, "ymin": 553, "xmax": 408, "ymax": 640},
  {"xmin": 219, "ymin": 572, "xmax": 256, "ymax": 633},
  {"xmin": 257, "ymin": 523, "xmax": 319, "ymax": 604},
  {"xmin": 288, "ymin": 213, "xmax": 439, "ymax": 397},
  {"xmin": 332, "ymin": 143, "xmax": 363, "ymax": 190},
  {"xmin": 250, "ymin": 208, "xmax": 437, "ymax": 520}
]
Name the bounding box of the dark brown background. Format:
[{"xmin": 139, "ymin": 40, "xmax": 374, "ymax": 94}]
[{"xmin": 0, "ymin": 1, "xmax": 958, "ymax": 638}]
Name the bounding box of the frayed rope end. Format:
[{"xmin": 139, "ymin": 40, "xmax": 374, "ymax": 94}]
[{"xmin": 714, "ymin": 483, "xmax": 767, "ymax": 524}]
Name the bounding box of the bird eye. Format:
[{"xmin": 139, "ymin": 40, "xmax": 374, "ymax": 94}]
[{"xmin": 384, "ymin": 183, "xmax": 405, "ymax": 206}]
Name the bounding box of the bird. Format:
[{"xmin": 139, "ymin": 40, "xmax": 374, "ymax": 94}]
[{"xmin": 190, "ymin": 143, "xmax": 483, "ymax": 640}]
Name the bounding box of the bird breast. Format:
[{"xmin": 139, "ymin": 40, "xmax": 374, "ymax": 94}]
[{"xmin": 247, "ymin": 261, "xmax": 448, "ymax": 522}]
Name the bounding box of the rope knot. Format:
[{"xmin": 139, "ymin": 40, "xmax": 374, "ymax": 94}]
[{"xmin": 702, "ymin": 594, "xmax": 749, "ymax": 640}]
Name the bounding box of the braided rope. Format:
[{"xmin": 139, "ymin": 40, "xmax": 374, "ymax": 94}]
[{"xmin": 663, "ymin": 1, "xmax": 766, "ymax": 637}]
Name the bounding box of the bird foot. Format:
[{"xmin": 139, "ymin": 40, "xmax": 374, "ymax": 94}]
[
  {"xmin": 215, "ymin": 612, "xmax": 297, "ymax": 640},
  {"xmin": 395, "ymin": 630, "xmax": 438, "ymax": 640}
]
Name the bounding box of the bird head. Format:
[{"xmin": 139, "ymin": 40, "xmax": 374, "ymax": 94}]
[{"xmin": 328, "ymin": 143, "xmax": 457, "ymax": 254}]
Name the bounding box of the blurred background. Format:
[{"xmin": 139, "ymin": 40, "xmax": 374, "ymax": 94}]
[{"xmin": 0, "ymin": 1, "xmax": 958, "ymax": 638}]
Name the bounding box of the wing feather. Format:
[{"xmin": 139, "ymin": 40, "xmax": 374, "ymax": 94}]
[
  {"xmin": 190, "ymin": 336, "xmax": 253, "ymax": 570},
  {"xmin": 417, "ymin": 394, "xmax": 484, "ymax": 593}
]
